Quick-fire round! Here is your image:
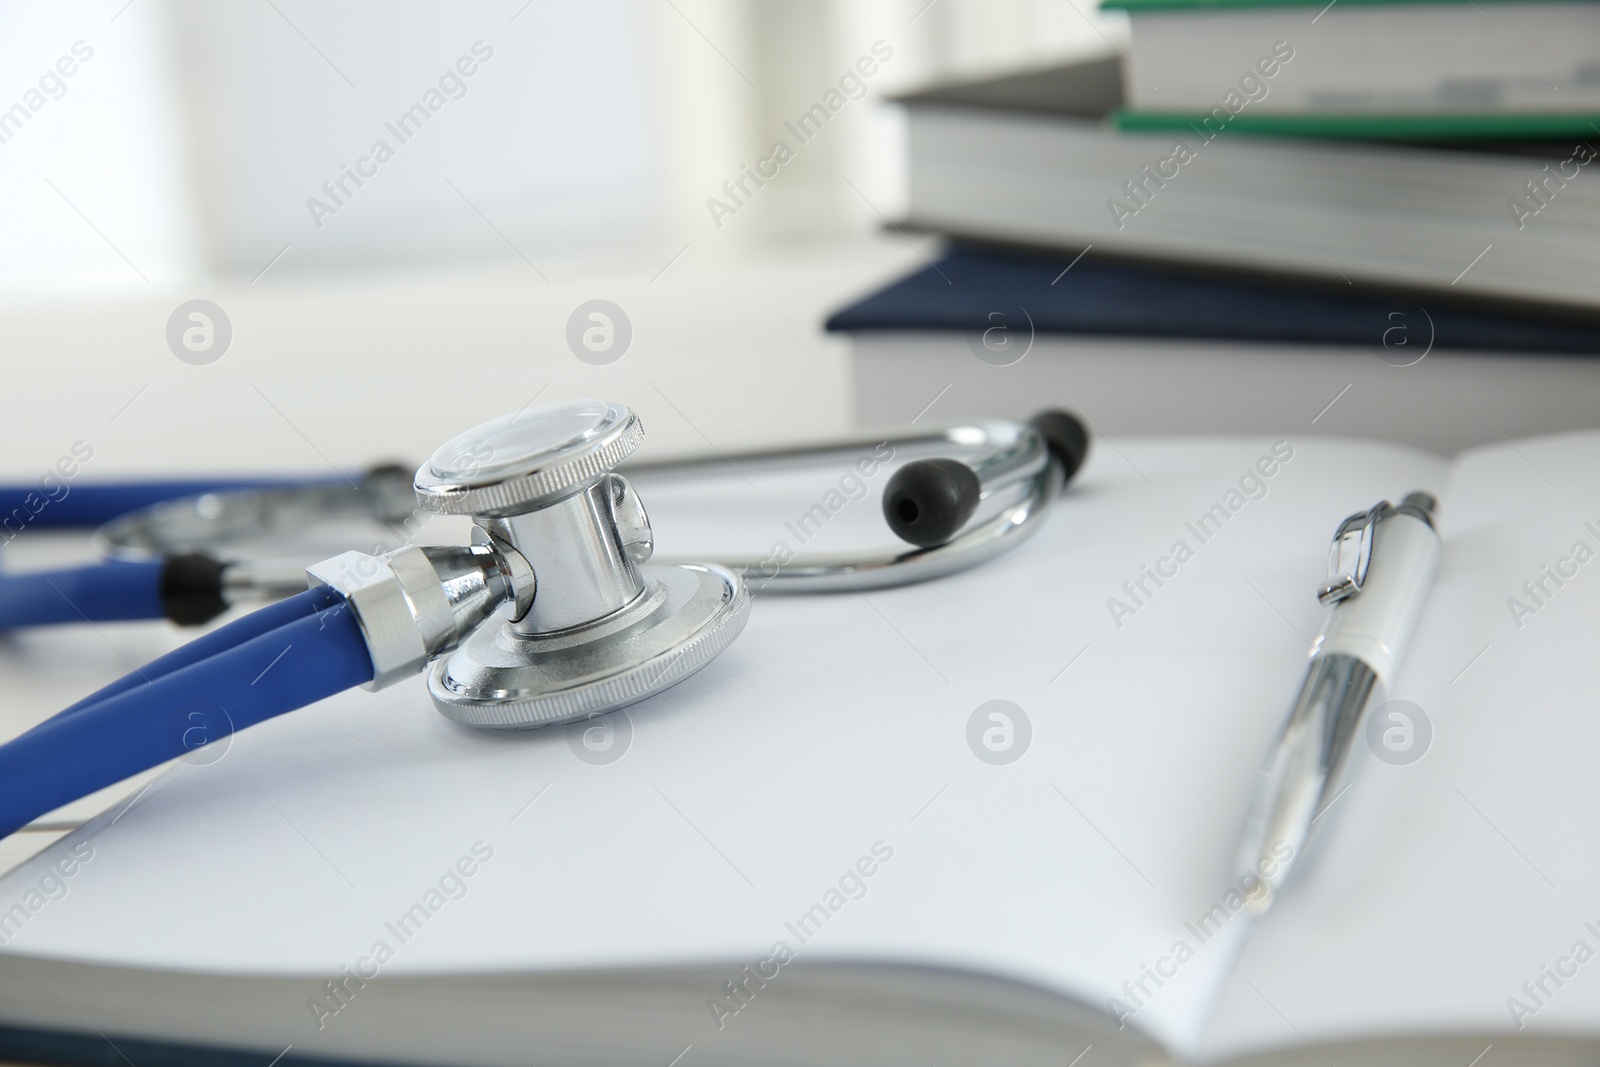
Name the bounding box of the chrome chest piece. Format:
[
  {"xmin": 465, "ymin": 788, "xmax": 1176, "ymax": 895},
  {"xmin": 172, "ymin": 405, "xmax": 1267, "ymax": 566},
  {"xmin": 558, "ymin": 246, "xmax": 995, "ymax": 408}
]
[{"xmin": 411, "ymin": 399, "xmax": 750, "ymax": 730}]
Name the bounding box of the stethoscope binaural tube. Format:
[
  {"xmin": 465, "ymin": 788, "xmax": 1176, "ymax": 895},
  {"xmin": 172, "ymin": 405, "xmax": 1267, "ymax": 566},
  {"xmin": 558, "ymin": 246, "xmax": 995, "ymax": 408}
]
[
  {"xmin": 89, "ymin": 465, "xmax": 419, "ymax": 559},
  {"xmin": 0, "ymin": 476, "xmax": 343, "ymax": 532},
  {"xmin": 0, "ymin": 467, "xmax": 418, "ymax": 630},
  {"xmin": 0, "ymin": 553, "xmax": 256, "ymax": 630}
]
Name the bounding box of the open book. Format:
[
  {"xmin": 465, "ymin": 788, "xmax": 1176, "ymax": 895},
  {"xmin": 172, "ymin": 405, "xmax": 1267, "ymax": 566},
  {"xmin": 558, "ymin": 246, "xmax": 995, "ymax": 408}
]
[{"xmin": 1, "ymin": 429, "xmax": 1597, "ymax": 1066}]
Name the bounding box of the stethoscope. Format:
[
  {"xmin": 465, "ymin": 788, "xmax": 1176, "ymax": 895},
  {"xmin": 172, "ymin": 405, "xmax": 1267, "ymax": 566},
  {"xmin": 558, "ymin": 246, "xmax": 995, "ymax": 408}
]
[
  {"xmin": 0, "ymin": 399, "xmax": 1087, "ymax": 837},
  {"xmin": 0, "ymin": 467, "xmax": 421, "ymax": 628}
]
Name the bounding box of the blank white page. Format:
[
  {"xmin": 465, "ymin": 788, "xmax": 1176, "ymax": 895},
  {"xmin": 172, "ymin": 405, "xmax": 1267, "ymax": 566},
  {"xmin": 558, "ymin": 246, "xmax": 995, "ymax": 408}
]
[
  {"xmin": 0, "ymin": 435, "xmax": 1445, "ymax": 1060},
  {"xmin": 1202, "ymin": 432, "xmax": 1600, "ymax": 1061}
]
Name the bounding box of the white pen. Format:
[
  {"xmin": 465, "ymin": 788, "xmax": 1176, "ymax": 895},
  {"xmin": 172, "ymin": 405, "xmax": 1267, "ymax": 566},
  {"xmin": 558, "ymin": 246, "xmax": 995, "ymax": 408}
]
[{"xmin": 1238, "ymin": 491, "xmax": 1442, "ymax": 914}]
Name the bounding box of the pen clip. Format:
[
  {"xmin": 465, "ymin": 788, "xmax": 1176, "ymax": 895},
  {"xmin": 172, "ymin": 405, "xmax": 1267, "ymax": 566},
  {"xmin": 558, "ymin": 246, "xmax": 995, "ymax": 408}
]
[{"xmin": 1317, "ymin": 501, "xmax": 1387, "ymax": 605}]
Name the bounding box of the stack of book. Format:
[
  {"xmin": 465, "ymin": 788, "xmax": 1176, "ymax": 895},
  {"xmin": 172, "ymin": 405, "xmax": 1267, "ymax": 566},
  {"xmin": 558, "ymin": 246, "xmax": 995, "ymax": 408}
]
[{"xmin": 829, "ymin": 2, "xmax": 1600, "ymax": 450}]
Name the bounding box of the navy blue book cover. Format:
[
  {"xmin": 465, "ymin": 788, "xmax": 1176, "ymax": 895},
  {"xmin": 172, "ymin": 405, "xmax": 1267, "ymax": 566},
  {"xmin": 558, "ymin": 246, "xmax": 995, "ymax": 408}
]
[{"xmin": 826, "ymin": 246, "xmax": 1600, "ymax": 356}]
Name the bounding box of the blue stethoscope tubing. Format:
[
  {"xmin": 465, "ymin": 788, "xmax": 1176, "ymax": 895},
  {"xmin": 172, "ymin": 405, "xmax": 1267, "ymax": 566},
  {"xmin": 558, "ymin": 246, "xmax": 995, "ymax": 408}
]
[
  {"xmin": 0, "ymin": 477, "xmax": 334, "ymax": 530},
  {"xmin": 0, "ymin": 477, "xmax": 381, "ymax": 835},
  {"xmin": 0, "ymin": 474, "xmax": 357, "ymax": 630},
  {"xmin": 0, "ymin": 558, "xmax": 168, "ymax": 628},
  {"xmin": 0, "ymin": 587, "xmax": 374, "ymax": 838}
]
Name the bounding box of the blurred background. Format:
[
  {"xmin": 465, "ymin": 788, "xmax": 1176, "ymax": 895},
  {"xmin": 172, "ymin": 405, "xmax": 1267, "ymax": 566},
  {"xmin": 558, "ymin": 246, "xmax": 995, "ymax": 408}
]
[
  {"xmin": 0, "ymin": 0, "xmax": 1123, "ymax": 475},
  {"xmin": 2, "ymin": 0, "xmax": 1121, "ymax": 280},
  {"xmin": 9, "ymin": 0, "xmax": 1597, "ymax": 484}
]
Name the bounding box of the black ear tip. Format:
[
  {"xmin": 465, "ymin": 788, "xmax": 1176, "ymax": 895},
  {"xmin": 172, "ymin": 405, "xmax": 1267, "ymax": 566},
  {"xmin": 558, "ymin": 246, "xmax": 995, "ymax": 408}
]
[
  {"xmin": 883, "ymin": 458, "xmax": 982, "ymax": 548},
  {"xmin": 1029, "ymin": 410, "xmax": 1091, "ymax": 483}
]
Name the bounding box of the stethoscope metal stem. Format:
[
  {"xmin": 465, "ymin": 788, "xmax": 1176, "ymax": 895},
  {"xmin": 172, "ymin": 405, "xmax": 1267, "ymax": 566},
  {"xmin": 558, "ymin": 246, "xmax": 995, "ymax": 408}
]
[
  {"xmin": 663, "ymin": 462, "xmax": 1061, "ymax": 592},
  {"xmin": 638, "ymin": 416, "xmax": 1059, "ymax": 591}
]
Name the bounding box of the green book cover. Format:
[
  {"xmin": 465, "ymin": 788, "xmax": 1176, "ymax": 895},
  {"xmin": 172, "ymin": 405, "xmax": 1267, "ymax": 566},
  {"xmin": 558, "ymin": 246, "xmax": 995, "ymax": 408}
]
[{"xmin": 1113, "ymin": 108, "xmax": 1600, "ymax": 141}]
